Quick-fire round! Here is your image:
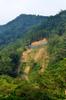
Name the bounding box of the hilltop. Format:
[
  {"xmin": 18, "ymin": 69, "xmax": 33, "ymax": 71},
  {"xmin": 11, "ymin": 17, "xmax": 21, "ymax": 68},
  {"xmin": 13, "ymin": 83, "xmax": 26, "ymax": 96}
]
[
  {"xmin": 0, "ymin": 10, "xmax": 66, "ymax": 48},
  {"xmin": 0, "ymin": 14, "xmax": 47, "ymax": 46}
]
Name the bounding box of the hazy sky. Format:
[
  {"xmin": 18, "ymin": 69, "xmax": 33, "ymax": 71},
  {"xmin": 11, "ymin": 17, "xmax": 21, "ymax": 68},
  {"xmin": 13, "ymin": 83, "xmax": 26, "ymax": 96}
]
[{"xmin": 0, "ymin": 0, "xmax": 66, "ymax": 25}]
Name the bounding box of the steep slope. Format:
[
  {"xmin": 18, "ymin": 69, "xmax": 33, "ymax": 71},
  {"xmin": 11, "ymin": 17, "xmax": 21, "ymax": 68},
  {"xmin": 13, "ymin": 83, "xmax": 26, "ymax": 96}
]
[
  {"xmin": 0, "ymin": 10, "xmax": 66, "ymax": 77},
  {"xmin": 20, "ymin": 38, "xmax": 49, "ymax": 80},
  {"xmin": 0, "ymin": 11, "xmax": 66, "ymax": 100}
]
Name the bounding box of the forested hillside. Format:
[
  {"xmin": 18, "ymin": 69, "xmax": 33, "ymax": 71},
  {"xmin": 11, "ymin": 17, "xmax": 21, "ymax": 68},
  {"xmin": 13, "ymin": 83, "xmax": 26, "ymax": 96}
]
[
  {"xmin": 0, "ymin": 14, "xmax": 47, "ymax": 46},
  {"xmin": 0, "ymin": 10, "xmax": 66, "ymax": 48},
  {"xmin": 0, "ymin": 10, "xmax": 66, "ymax": 99}
]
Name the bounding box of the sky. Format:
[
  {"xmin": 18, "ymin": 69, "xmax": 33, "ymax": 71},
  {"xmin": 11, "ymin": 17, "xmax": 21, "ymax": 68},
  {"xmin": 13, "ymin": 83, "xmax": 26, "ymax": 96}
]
[{"xmin": 0, "ymin": 0, "xmax": 66, "ymax": 25}]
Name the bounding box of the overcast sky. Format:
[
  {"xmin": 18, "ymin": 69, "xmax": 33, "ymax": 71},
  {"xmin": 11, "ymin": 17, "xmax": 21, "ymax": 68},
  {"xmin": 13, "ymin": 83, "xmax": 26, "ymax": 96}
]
[{"xmin": 0, "ymin": 0, "xmax": 66, "ymax": 25}]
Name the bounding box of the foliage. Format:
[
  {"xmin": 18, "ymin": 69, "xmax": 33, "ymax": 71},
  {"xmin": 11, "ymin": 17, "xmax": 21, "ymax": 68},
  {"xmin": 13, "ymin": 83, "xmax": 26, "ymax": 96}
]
[{"xmin": 0, "ymin": 10, "xmax": 66, "ymax": 99}]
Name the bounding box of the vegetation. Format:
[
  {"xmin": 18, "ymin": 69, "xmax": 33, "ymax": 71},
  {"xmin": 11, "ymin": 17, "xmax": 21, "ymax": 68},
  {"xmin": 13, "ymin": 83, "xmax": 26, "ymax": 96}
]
[{"xmin": 0, "ymin": 10, "xmax": 66, "ymax": 99}]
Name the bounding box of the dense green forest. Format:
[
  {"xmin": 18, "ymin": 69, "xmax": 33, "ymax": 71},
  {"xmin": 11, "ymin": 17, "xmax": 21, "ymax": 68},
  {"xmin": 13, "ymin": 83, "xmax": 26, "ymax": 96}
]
[{"xmin": 0, "ymin": 10, "xmax": 66, "ymax": 99}]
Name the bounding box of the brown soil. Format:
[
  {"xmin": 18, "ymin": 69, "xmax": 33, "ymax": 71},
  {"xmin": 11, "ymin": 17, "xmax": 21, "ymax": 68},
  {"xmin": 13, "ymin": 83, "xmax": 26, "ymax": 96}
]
[{"xmin": 20, "ymin": 38, "xmax": 49, "ymax": 80}]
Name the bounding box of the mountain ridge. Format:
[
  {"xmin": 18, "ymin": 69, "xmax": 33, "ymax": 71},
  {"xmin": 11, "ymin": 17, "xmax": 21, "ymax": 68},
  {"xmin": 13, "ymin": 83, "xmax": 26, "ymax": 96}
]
[
  {"xmin": 0, "ymin": 14, "xmax": 48, "ymax": 46},
  {"xmin": 0, "ymin": 10, "xmax": 66, "ymax": 47}
]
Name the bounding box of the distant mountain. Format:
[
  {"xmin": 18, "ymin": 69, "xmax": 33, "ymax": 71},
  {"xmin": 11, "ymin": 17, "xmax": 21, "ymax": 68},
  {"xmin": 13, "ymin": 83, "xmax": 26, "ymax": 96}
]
[
  {"xmin": 0, "ymin": 10, "xmax": 66, "ymax": 47},
  {"xmin": 0, "ymin": 14, "xmax": 48, "ymax": 46}
]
